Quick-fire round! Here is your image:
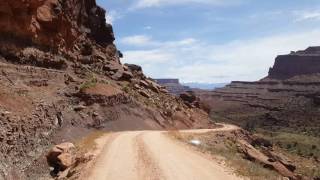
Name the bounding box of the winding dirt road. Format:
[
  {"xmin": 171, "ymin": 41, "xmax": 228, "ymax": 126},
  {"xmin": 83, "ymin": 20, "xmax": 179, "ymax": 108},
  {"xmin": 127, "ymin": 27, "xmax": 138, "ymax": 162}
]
[{"xmin": 84, "ymin": 124, "xmax": 242, "ymax": 180}]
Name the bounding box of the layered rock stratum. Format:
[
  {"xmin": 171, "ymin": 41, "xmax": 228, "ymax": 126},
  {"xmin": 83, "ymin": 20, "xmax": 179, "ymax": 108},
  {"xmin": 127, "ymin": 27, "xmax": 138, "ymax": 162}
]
[
  {"xmin": 198, "ymin": 47, "xmax": 320, "ymax": 137},
  {"xmin": 0, "ymin": 0, "xmax": 212, "ymax": 178}
]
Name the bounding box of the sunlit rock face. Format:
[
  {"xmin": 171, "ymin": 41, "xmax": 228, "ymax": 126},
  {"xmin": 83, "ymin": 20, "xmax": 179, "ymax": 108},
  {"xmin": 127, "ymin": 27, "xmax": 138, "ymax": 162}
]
[
  {"xmin": 0, "ymin": 0, "xmax": 114, "ymax": 50},
  {"xmin": 268, "ymin": 47, "xmax": 320, "ymax": 79}
]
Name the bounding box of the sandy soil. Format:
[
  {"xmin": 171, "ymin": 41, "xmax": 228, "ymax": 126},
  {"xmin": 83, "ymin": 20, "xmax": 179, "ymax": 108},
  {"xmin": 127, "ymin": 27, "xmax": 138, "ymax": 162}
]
[{"xmin": 83, "ymin": 124, "xmax": 242, "ymax": 180}]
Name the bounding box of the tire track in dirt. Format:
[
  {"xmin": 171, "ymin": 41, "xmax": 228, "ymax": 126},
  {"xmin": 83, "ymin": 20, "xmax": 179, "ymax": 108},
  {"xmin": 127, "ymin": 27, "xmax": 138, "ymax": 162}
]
[
  {"xmin": 83, "ymin": 124, "xmax": 243, "ymax": 180},
  {"xmin": 135, "ymin": 133, "xmax": 165, "ymax": 180}
]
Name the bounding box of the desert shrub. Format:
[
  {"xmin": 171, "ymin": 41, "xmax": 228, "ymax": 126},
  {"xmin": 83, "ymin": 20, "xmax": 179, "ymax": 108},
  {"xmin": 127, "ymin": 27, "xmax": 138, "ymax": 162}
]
[
  {"xmin": 257, "ymin": 129, "xmax": 320, "ymax": 158},
  {"xmin": 122, "ymin": 85, "xmax": 129, "ymax": 93},
  {"xmin": 80, "ymin": 75, "xmax": 98, "ymax": 91},
  {"xmin": 199, "ymin": 101, "xmax": 212, "ymax": 113}
]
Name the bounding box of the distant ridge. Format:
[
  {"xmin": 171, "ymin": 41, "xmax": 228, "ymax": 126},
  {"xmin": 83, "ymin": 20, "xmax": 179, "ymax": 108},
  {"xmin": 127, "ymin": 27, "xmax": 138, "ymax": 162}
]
[
  {"xmin": 155, "ymin": 79, "xmax": 191, "ymax": 95},
  {"xmin": 183, "ymin": 82, "xmax": 228, "ymax": 90}
]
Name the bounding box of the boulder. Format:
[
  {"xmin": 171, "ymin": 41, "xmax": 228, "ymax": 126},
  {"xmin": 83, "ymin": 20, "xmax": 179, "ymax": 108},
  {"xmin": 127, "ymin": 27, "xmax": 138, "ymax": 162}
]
[
  {"xmin": 266, "ymin": 151, "xmax": 296, "ymax": 172},
  {"xmin": 57, "ymin": 153, "xmax": 74, "ymax": 170},
  {"xmin": 140, "ymin": 80, "xmax": 149, "ymax": 88},
  {"xmin": 47, "ymin": 142, "xmax": 76, "ymax": 172},
  {"xmin": 237, "ymin": 140, "xmax": 298, "ymax": 179},
  {"xmin": 104, "ymin": 61, "xmax": 123, "ymax": 73},
  {"xmin": 120, "ymin": 71, "xmax": 134, "ymax": 81},
  {"xmin": 180, "ymin": 91, "xmax": 200, "ymax": 108},
  {"xmin": 111, "ymin": 69, "xmax": 133, "ymax": 81},
  {"xmin": 252, "ymin": 136, "xmax": 272, "ymax": 148},
  {"xmin": 180, "ymin": 91, "xmax": 197, "ymax": 103},
  {"xmin": 138, "ymin": 79, "xmax": 161, "ymax": 93},
  {"xmin": 125, "ymin": 64, "xmax": 142, "ymax": 72},
  {"xmin": 160, "ymin": 87, "xmax": 169, "ymax": 93},
  {"xmin": 146, "ymin": 79, "xmax": 161, "ymax": 93}
]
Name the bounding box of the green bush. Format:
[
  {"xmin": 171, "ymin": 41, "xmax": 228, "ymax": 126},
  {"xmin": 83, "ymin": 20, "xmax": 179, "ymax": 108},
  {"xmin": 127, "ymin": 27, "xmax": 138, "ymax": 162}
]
[{"xmin": 80, "ymin": 76, "xmax": 98, "ymax": 91}]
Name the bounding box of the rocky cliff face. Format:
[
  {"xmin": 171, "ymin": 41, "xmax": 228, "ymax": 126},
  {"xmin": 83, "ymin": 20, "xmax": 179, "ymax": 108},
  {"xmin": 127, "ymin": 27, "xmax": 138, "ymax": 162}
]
[
  {"xmin": 268, "ymin": 47, "xmax": 320, "ymax": 79},
  {"xmin": 198, "ymin": 47, "xmax": 320, "ymax": 137},
  {"xmin": 0, "ymin": 0, "xmax": 114, "ymax": 49},
  {"xmin": 0, "ymin": 1, "xmax": 212, "ymax": 178}
]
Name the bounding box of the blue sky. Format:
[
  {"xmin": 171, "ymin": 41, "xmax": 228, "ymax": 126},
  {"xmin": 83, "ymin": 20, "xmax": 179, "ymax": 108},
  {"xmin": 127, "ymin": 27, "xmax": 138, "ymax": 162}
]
[{"xmin": 97, "ymin": 0, "xmax": 320, "ymax": 83}]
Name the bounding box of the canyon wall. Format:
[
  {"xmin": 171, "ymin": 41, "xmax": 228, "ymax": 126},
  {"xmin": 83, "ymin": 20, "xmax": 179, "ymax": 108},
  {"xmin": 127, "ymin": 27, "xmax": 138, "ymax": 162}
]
[
  {"xmin": 198, "ymin": 47, "xmax": 320, "ymax": 137},
  {"xmin": 268, "ymin": 47, "xmax": 320, "ymax": 79}
]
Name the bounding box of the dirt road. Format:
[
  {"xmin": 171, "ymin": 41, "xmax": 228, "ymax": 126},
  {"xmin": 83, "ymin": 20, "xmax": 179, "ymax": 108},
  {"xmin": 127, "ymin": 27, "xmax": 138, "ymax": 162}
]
[{"xmin": 84, "ymin": 124, "xmax": 242, "ymax": 180}]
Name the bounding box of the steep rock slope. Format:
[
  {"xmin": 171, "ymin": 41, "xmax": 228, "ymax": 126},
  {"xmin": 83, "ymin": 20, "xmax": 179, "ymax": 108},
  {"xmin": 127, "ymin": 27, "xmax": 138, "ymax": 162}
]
[{"xmin": 0, "ymin": 0, "xmax": 212, "ymax": 178}]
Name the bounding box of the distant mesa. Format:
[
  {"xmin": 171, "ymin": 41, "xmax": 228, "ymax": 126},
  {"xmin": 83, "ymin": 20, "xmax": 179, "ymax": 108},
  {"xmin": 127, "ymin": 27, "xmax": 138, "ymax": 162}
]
[
  {"xmin": 155, "ymin": 79, "xmax": 191, "ymax": 95},
  {"xmin": 268, "ymin": 46, "xmax": 320, "ymax": 79},
  {"xmin": 183, "ymin": 82, "xmax": 227, "ymax": 90},
  {"xmin": 155, "ymin": 79, "xmax": 180, "ymax": 84}
]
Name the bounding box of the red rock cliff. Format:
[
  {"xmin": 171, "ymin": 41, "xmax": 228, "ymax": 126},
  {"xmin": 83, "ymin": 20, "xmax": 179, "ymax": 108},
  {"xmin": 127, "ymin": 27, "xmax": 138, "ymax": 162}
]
[{"xmin": 0, "ymin": 0, "xmax": 114, "ymax": 50}]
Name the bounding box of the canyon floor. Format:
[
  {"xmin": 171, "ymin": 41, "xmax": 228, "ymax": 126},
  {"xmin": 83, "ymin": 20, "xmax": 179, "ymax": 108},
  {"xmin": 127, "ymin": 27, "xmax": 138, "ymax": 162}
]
[{"xmin": 80, "ymin": 124, "xmax": 241, "ymax": 180}]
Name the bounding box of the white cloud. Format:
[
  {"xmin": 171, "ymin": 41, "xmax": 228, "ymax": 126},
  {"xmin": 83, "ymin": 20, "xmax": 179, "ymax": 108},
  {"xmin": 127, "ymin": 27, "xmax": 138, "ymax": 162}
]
[
  {"xmin": 295, "ymin": 11, "xmax": 320, "ymax": 22},
  {"xmin": 144, "ymin": 26, "xmax": 152, "ymax": 30},
  {"xmin": 120, "ymin": 35, "xmax": 154, "ymax": 46},
  {"xmin": 121, "ymin": 30, "xmax": 320, "ymax": 83},
  {"xmin": 105, "ymin": 10, "xmax": 122, "ymax": 24},
  {"xmin": 120, "ymin": 35, "xmax": 198, "ymax": 47},
  {"xmin": 131, "ymin": 0, "xmax": 244, "ymax": 9},
  {"xmin": 123, "ymin": 50, "xmax": 173, "ymax": 65}
]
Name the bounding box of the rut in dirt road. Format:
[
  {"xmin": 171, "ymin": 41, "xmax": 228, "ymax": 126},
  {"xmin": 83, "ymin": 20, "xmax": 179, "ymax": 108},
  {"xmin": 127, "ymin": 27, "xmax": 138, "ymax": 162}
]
[{"xmin": 84, "ymin": 124, "xmax": 242, "ymax": 180}]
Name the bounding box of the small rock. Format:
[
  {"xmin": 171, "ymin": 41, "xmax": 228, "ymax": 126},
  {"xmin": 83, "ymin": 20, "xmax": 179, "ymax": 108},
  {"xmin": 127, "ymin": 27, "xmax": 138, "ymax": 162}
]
[
  {"xmin": 92, "ymin": 112, "xmax": 99, "ymax": 117},
  {"xmin": 57, "ymin": 167, "xmax": 71, "ymax": 179},
  {"xmin": 73, "ymin": 105, "xmax": 86, "ymax": 111},
  {"xmin": 134, "ymin": 84, "xmax": 142, "ymax": 89},
  {"xmin": 139, "ymin": 90, "xmax": 151, "ymax": 98}
]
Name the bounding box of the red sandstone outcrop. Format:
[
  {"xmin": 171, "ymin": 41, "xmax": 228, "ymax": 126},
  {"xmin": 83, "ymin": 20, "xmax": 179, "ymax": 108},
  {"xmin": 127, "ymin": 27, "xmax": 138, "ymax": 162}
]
[{"xmin": 0, "ymin": 0, "xmax": 114, "ymax": 49}]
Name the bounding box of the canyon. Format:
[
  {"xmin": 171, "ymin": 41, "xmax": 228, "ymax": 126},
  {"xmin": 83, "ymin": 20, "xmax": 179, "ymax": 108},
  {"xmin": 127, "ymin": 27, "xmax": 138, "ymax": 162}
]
[
  {"xmin": 0, "ymin": 0, "xmax": 319, "ymax": 179},
  {"xmin": 197, "ymin": 47, "xmax": 320, "ymax": 178},
  {"xmin": 198, "ymin": 47, "xmax": 320, "ymax": 137}
]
